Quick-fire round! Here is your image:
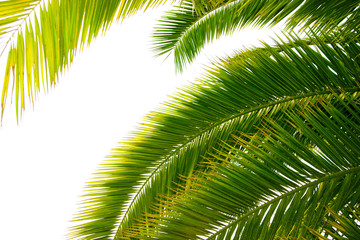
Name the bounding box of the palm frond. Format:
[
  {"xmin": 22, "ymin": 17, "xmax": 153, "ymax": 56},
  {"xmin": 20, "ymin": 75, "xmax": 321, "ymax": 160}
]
[
  {"xmin": 0, "ymin": 0, "xmax": 169, "ymax": 122},
  {"xmin": 138, "ymin": 93, "xmax": 360, "ymax": 239},
  {"xmin": 0, "ymin": 0, "xmax": 40, "ymax": 56},
  {"xmin": 153, "ymin": 0, "xmax": 360, "ymax": 72},
  {"xmin": 69, "ymin": 32, "xmax": 360, "ymax": 239}
]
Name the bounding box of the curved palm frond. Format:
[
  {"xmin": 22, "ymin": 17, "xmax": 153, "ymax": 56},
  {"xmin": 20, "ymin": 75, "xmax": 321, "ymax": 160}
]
[
  {"xmin": 152, "ymin": 0, "xmax": 360, "ymax": 72},
  {"xmin": 135, "ymin": 93, "xmax": 360, "ymax": 239},
  {"xmin": 69, "ymin": 32, "xmax": 360, "ymax": 239},
  {"xmin": 0, "ymin": 0, "xmax": 169, "ymax": 122}
]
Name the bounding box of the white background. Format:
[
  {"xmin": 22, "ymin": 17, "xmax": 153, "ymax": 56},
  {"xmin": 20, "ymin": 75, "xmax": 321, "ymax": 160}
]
[{"xmin": 0, "ymin": 5, "xmax": 277, "ymax": 239}]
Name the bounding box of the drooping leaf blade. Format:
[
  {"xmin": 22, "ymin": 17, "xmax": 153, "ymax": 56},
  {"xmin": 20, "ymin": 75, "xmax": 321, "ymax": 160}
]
[{"xmin": 0, "ymin": 0, "xmax": 170, "ymax": 122}]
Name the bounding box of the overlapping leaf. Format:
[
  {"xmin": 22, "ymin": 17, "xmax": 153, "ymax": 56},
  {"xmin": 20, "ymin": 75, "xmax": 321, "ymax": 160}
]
[{"xmin": 69, "ymin": 32, "xmax": 360, "ymax": 239}]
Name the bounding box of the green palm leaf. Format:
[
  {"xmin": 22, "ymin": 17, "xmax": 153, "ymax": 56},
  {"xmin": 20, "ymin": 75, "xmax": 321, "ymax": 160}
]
[
  {"xmin": 0, "ymin": 0, "xmax": 169, "ymax": 122},
  {"xmin": 69, "ymin": 32, "xmax": 360, "ymax": 239},
  {"xmin": 139, "ymin": 93, "xmax": 360, "ymax": 239},
  {"xmin": 153, "ymin": 0, "xmax": 360, "ymax": 72},
  {"xmin": 0, "ymin": 0, "xmax": 40, "ymax": 55}
]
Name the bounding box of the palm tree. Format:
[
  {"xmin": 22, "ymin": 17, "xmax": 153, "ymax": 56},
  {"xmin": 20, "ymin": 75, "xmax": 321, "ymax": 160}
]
[{"xmin": 1, "ymin": 0, "xmax": 360, "ymax": 239}]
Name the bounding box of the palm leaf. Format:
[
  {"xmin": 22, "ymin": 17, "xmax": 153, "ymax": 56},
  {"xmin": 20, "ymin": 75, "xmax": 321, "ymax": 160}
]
[
  {"xmin": 138, "ymin": 93, "xmax": 360, "ymax": 239},
  {"xmin": 0, "ymin": 0, "xmax": 40, "ymax": 55},
  {"xmin": 69, "ymin": 32, "xmax": 360, "ymax": 239},
  {"xmin": 0, "ymin": 0, "xmax": 169, "ymax": 122},
  {"xmin": 153, "ymin": 0, "xmax": 360, "ymax": 72}
]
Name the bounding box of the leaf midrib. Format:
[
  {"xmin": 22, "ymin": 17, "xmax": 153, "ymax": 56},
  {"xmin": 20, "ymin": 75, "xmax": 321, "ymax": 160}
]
[{"xmin": 114, "ymin": 87, "xmax": 360, "ymax": 238}]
